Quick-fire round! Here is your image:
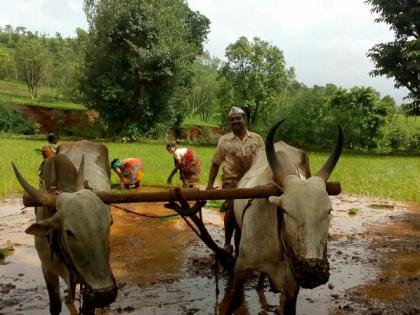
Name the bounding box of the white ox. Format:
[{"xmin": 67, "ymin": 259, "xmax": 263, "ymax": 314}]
[
  {"xmin": 226, "ymin": 120, "xmax": 343, "ymax": 315},
  {"xmin": 13, "ymin": 140, "xmax": 117, "ymax": 315}
]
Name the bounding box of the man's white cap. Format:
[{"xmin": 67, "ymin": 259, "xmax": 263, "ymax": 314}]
[{"xmin": 228, "ymin": 106, "xmax": 245, "ymax": 117}]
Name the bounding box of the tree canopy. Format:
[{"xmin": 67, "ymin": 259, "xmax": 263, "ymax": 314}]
[
  {"xmin": 0, "ymin": 47, "xmax": 15, "ymax": 80},
  {"xmin": 80, "ymin": 0, "xmax": 210, "ymax": 137},
  {"xmin": 15, "ymin": 38, "xmax": 47, "ymax": 100},
  {"xmin": 187, "ymin": 52, "xmax": 220, "ymax": 121},
  {"xmin": 330, "ymin": 86, "xmax": 395, "ymax": 150},
  {"xmin": 217, "ymin": 36, "xmax": 294, "ymax": 130},
  {"xmin": 366, "ymin": 0, "xmax": 420, "ymax": 116}
]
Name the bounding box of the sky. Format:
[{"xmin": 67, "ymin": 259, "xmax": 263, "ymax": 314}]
[{"xmin": 0, "ymin": 0, "xmax": 409, "ymax": 105}]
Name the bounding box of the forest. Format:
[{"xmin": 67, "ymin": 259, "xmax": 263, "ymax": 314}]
[{"xmin": 0, "ymin": 0, "xmax": 419, "ymax": 153}]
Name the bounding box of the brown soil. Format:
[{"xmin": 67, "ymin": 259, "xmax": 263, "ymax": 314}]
[
  {"xmin": 17, "ymin": 105, "xmax": 222, "ymax": 141},
  {"xmin": 168, "ymin": 125, "xmax": 221, "ymax": 142},
  {"xmin": 17, "ymin": 105, "xmax": 95, "ymax": 134},
  {"xmin": 0, "ymin": 192, "xmax": 419, "ymax": 314}
]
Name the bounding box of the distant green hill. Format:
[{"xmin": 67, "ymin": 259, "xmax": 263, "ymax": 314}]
[{"xmin": 0, "ymin": 80, "xmax": 84, "ymax": 110}]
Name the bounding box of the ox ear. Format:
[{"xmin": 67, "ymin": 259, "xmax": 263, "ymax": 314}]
[
  {"xmin": 25, "ymin": 214, "xmax": 61, "ymax": 236},
  {"xmin": 269, "ymin": 196, "xmax": 283, "ymax": 207}
]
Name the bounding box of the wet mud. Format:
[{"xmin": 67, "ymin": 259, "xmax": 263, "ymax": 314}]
[{"xmin": 0, "ymin": 192, "xmax": 419, "ymax": 314}]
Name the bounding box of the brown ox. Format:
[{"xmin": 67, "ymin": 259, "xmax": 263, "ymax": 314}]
[
  {"xmin": 13, "ymin": 141, "xmax": 117, "ymax": 315},
  {"xmin": 225, "ymin": 120, "xmax": 343, "ymax": 314},
  {"xmin": 57, "ymin": 140, "xmax": 111, "ymax": 193}
]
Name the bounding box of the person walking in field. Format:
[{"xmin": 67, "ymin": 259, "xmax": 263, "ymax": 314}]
[
  {"xmin": 111, "ymin": 157, "xmax": 144, "ymax": 189},
  {"xmin": 166, "ymin": 144, "xmax": 201, "ymax": 188},
  {"xmin": 42, "ymin": 133, "xmax": 59, "ymax": 159},
  {"xmin": 206, "ymin": 106, "xmax": 264, "ymax": 254},
  {"xmin": 38, "ymin": 133, "xmax": 59, "ymax": 178}
]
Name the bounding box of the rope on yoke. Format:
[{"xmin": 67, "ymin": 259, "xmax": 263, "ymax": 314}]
[
  {"xmin": 164, "ymin": 187, "xmax": 235, "ymax": 272},
  {"xmin": 111, "ymin": 204, "xmax": 180, "ymax": 219}
]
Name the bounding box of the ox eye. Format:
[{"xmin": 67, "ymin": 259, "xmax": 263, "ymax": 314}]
[
  {"xmin": 65, "ymin": 229, "xmax": 75, "ymax": 237},
  {"xmin": 328, "ymin": 208, "xmax": 333, "ymax": 214},
  {"xmin": 278, "ymin": 207, "xmax": 287, "ymax": 214}
]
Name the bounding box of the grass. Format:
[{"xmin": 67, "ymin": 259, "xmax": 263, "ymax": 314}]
[
  {"xmin": 1, "ymin": 137, "xmax": 419, "ymax": 202},
  {"xmin": 393, "ymin": 114, "xmax": 420, "ymax": 133},
  {"xmin": 368, "ymin": 203, "xmax": 394, "ymax": 209},
  {"xmin": 308, "ymin": 152, "xmax": 419, "ymax": 202},
  {"xmin": 0, "ymin": 244, "xmax": 14, "ymax": 259},
  {"xmin": 206, "ymin": 200, "xmax": 225, "ymax": 209},
  {"xmin": 0, "ymin": 80, "xmax": 84, "ymax": 110},
  {"xmin": 347, "ymin": 208, "xmax": 360, "ymax": 215},
  {"xmin": 183, "ymin": 116, "xmax": 219, "ymax": 128}
]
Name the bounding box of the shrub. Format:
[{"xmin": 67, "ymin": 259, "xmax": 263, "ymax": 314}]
[
  {"xmin": 0, "ymin": 105, "xmax": 37, "ymax": 134},
  {"xmin": 388, "ymin": 127, "xmax": 408, "ymax": 150},
  {"xmin": 408, "ymin": 131, "xmax": 420, "ymax": 152}
]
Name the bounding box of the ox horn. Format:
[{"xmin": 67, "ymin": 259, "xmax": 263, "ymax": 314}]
[
  {"xmin": 265, "ymin": 119, "xmax": 296, "ymax": 185},
  {"xmin": 316, "ymin": 125, "xmax": 344, "ymax": 181},
  {"xmin": 77, "ymin": 155, "xmax": 85, "ymax": 190},
  {"xmin": 11, "ymin": 162, "xmax": 56, "ymax": 207}
]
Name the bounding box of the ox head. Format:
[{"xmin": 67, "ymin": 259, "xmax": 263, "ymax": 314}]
[
  {"xmin": 266, "ymin": 120, "xmax": 343, "ymax": 288},
  {"xmin": 12, "ymin": 160, "xmax": 117, "ymax": 308}
]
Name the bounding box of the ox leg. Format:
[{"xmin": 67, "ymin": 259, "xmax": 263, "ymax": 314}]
[
  {"xmin": 223, "ymin": 200, "xmax": 235, "ymax": 254},
  {"xmin": 257, "ymin": 273, "xmax": 265, "ymax": 290},
  {"xmin": 80, "ymin": 306, "xmax": 95, "ymax": 315},
  {"xmin": 233, "ymin": 228, "xmax": 241, "ymax": 258},
  {"xmin": 279, "ymin": 284, "xmax": 299, "ymax": 315},
  {"xmin": 64, "ymin": 276, "xmax": 78, "ymax": 315},
  {"xmin": 43, "ymin": 269, "xmax": 61, "ymax": 315},
  {"xmin": 80, "ymin": 302, "xmax": 95, "ymax": 315},
  {"xmin": 224, "ymin": 268, "xmax": 247, "ymax": 315}
]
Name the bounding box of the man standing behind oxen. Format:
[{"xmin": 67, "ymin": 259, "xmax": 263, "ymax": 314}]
[{"xmin": 206, "ymin": 106, "xmax": 264, "ymax": 254}]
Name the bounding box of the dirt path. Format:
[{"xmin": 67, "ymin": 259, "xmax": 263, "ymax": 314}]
[{"xmin": 0, "ymin": 193, "xmax": 419, "ymax": 314}]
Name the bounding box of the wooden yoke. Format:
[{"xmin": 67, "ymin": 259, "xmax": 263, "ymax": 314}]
[{"xmin": 22, "ymin": 182, "xmax": 341, "ymax": 207}]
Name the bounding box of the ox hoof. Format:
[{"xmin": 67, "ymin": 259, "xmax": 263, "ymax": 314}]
[{"xmin": 223, "ymin": 244, "xmax": 233, "ymax": 255}]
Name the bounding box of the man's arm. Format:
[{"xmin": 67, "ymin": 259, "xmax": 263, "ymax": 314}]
[{"xmin": 206, "ymin": 163, "xmax": 220, "ymax": 190}]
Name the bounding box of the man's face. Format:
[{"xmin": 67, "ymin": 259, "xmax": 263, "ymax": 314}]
[{"xmin": 229, "ymin": 113, "xmax": 246, "ymax": 132}]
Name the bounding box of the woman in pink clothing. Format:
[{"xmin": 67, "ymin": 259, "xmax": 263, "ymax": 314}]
[
  {"xmin": 111, "ymin": 157, "xmax": 144, "ymax": 189},
  {"xmin": 166, "ymin": 144, "xmax": 201, "ymax": 188}
]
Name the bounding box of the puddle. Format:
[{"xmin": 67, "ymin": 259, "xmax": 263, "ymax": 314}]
[{"xmin": 0, "ymin": 193, "xmax": 419, "ymax": 314}]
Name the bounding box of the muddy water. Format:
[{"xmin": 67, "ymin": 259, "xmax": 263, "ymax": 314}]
[{"xmin": 0, "ymin": 193, "xmax": 419, "ymax": 314}]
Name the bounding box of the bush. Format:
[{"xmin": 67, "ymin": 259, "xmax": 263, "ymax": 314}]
[
  {"xmin": 408, "ymin": 131, "xmax": 420, "ymax": 152},
  {"xmin": 122, "ymin": 124, "xmax": 141, "ymax": 142},
  {"xmin": 388, "ymin": 127, "xmax": 408, "ymax": 150},
  {"xmin": 0, "ymin": 105, "xmax": 38, "ymax": 134}
]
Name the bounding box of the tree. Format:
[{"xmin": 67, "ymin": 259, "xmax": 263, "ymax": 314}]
[
  {"xmin": 80, "ymin": 0, "xmax": 209, "ymax": 137},
  {"xmin": 15, "ymin": 38, "xmax": 47, "ymax": 99},
  {"xmin": 187, "ymin": 52, "xmax": 220, "ymax": 120},
  {"xmin": 218, "ymin": 36, "xmax": 293, "ymax": 129},
  {"xmin": 330, "ymin": 86, "xmax": 394, "ymax": 150},
  {"xmin": 0, "ymin": 47, "xmax": 15, "ymax": 80},
  {"xmin": 273, "ymin": 84, "xmax": 338, "ymax": 149},
  {"xmin": 366, "ymin": 0, "xmax": 420, "ymax": 116}
]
